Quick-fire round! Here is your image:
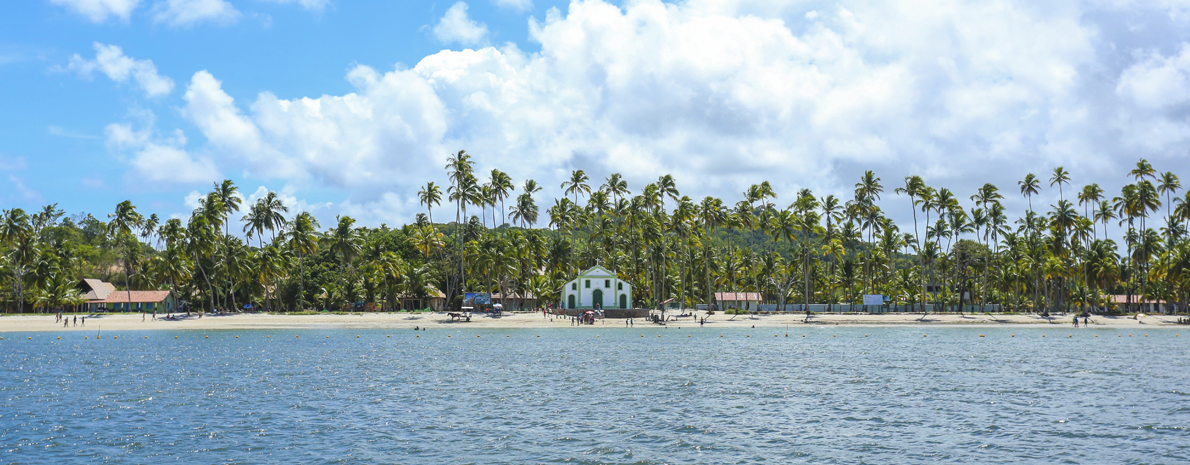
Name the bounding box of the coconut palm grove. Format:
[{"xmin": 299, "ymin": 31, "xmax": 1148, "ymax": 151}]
[{"xmin": 1, "ymin": 151, "xmax": 1188, "ymax": 315}]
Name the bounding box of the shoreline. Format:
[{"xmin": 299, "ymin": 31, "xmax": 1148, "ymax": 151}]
[{"xmin": 1, "ymin": 311, "xmax": 1185, "ymax": 332}]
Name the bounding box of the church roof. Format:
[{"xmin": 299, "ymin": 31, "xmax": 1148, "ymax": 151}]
[{"xmin": 574, "ymin": 265, "xmax": 617, "ymax": 277}]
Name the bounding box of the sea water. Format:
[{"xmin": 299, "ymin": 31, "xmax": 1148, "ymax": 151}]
[{"xmin": 1, "ymin": 326, "xmax": 1187, "ymax": 463}]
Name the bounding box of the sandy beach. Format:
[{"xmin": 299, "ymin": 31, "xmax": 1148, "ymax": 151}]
[{"xmin": 1, "ymin": 311, "xmax": 1185, "ymax": 332}]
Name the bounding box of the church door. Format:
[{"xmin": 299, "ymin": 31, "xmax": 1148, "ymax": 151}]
[
  {"xmin": 592, "ymin": 289, "xmax": 603, "ymax": 308},
  {"xmin": 620, "ymin": 294, "xmax": 628, "ymax": 309},
  {"xmin": 568, "ymin": 295, "xmax": 576, "ymax": 309}
]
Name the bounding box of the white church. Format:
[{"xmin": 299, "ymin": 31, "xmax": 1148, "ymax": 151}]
[{"xmin": 561, "ymin": 265, "xmax": 633, "ymax": 310}]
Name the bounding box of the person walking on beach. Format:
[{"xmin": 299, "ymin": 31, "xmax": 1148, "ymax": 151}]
[
  {"xmin": 81, "ymin": 316, "xmax": 85, "ymax": 326},
  {"xmin": 73, "ymin": 315, "xmax": 77, "ymax": 326},
  {"xmin": 1073, "ymin": 315, "xmax": 1079, "ymax": 327},
  {"xmin": 1083, "ymin": 315, "xmax": 1089, "ymax": 327}
]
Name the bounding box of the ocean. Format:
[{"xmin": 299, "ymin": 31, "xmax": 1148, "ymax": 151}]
[{"xmin": 1, "ymin": 326, "xmax": 1187, "ymax": 463}]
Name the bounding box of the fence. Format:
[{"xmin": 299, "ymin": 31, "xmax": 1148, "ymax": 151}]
[{"xmin": 756, "ymin": 304, "xmax": 1003, "ymax": 314}]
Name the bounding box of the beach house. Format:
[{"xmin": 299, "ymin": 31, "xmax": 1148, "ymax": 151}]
[
  {"xmin": 560, "ymin": 265, "xmax": 632, "ymax": 310},
  {"xmin": 713, "ymin": 292, "xmax": 763, "ymax": 311},
  {"xmin": 76, "ymin": 278, "xmax": 176, "ymax": 313}
]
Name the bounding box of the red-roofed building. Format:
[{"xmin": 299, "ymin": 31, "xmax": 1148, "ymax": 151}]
[
  {"xmin": 714, "ymin": 292, "xmax": 763, "ymax": 311},
  {"xmin": 77, "ymin": 279, "xmax": 177, "ymax": 312}
]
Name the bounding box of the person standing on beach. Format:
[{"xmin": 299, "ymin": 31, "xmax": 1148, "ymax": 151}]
[
  {"xmin": 73, "ymin": 315, "xmax": 77, "ymax": 326},
  {"xmin": 81, "ymin": 316, "xmax": 85, "ymax": 326}
]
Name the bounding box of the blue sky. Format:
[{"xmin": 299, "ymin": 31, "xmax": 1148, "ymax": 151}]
[{"xmin": 3, "ymin": 0, "xmax": 1190, "ymax": 232}]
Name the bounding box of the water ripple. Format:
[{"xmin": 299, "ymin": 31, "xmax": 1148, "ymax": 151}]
[{"xmin": 0, "ymin": 327, "xmax": 1187, "ymax": 463}]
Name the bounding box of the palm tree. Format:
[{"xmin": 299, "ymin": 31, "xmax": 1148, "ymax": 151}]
[
  {"xmin": 560, "ymin": 170, "xmax": 591, "ymax": 273},
  {"xmin": 1050, "ymin": 167, "xmax": 1071, "ymax": 203},
  {"xmin": 446, "ymin": 150, "xmax": 475, "ymax": 302},
  {"xmin": 418, "ymin": 182, "xmax": 442, "ymax": 225},
  {"xmin": 1, "ymin": 209, "xmax": 36, "ymax": 313},
  {"xmin": 325, "ymin": 216, "xmax": 363, "ymax": 310},
  {"xmin": 107, "ymin": 200, "xmax": 143, "ymax": 310},
  {"xmin": 490, "ymin": 169, "xmax": 514, "ymax": 229},
  {"xmin": 286, "ymin": 212, "xmax": 320, "ymax": 311}
]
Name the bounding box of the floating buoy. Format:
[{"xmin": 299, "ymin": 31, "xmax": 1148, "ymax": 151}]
[
  {"xmin": 1042, "ymin": 335, "xmax": 1046, "ymax": 337},
  {"xmin": 175, "ymin": 336, "xmax": 178, "ymax": 339},
  {"xmin": 448, "ymin": 335, "xmax": 452, "ymax": 337},
  {"xmin": 1068, "ymin": 335, "xmax": 1072, "ymax": 338},
  {"xmin": 746, "ymin": 335, "xmax": 750, "ymax": 338},
  {"xmin": 29, "ymin": 337, "xmax": 32, "ymax": 340},
  {"xmin": 477, "ymin": 335, "xmax": 481, "ymax": 338},
  {"xmin": 113, "ymin": 336, "xmax": 117, "ymax": 339},
  {"xmin": 235, "ymin": 336, "xmax": 238, "ymax": 338},
  {"xmin": 266, "ymin": 336, "xmax": 269, "ymax": 338},
  {"xmin": 979, "ymin": 335, "xmax": 985, "ymax": 337},
  {"xmin": 57, "ymin": 337, "xmax": 60, "ymax": 339},
  {"xmin": 387, "ymin": 335, "xmax": 390, "ymax": 338},
  {"xmin": 416, "ymin": 335, "xmax": 420, "ymax": 338},
  {"xmin": 923, "ymin": 335, "xmax": 927, "ymax": 337},
  {"xmin": 144, "ymin": 336, "xmax": 148, "ymax": 339},
  {"xmin": 1011, "ymin": 335, "xmax": 1015, "ymax": 337},
  {"xmin": 536, "ymin": 335, "xmax": 539, "ymax": 337},
  {"xmin": 356, "ymin": 335, "xmax": 360, "ymax": 338},
  {"xmin": 205, "ymin": 336, "xmax": 208, "ymax": 338},
  {"xmin": 1095, "ymin": 335, "xmax": 1098, "ymax": 337},
  {"xmin": 85, "ymin": 336, "xmax": 88, "ymax": 339}
]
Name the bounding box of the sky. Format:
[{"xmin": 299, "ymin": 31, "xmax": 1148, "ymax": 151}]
[{"xmin": 3, "ymin": 0, "xmax": 1190, "ymax": 233}]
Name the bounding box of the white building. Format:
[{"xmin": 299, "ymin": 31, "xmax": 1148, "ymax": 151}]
[{"xmin": 561, "ymin": 265, "xmax": 632, "ymax": 309}]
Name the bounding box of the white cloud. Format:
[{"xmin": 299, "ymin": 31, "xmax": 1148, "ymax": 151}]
[
  {"xmin": 151, "ymin": 0, "xmax": 239, "ymax": 27},
  {"xmin": 493, "ymin": 0, "xmax": 531, "ymax": 12},
  {"xmin": 104, "ymin": 115, "xmax": 221, "ymax": 185},
  {"xmin": 257, "ymin": 0, "xmax": 330, "ymax": 11},
  {"xmin": 129, "ymin": 143, "xmax": 222, "ymax": 183},
  {"xmin": 110, "ymin": 0, "xmax": 1190, "ymax": 226},
  {"xmin": 66, "ymin": 42, "xmax": 174, "ymax": 97},
  {"xmin": 433, "ymin": 2, "xmax": 488, "ymax": 45},
  {"xmin": 1117, "ymin": 44, "xmax": 1190, "ymax": 110},
  {"xmin": 1114, "ymin": 43, "xmax": 1190, "ymax": 154},
  {"xmin": 48, "ymin": 0, "xmax": 141, "ymax": 23}
]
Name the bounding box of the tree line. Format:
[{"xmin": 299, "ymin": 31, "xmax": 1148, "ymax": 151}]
[{"xmin": 2, "ymin": 153, "xmax": 1188, "ymax": 315}]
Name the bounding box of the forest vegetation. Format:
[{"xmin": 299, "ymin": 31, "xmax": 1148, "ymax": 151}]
[{"xmin": 3, "ymin": 153, "xmax": 1189, "ymax": 315}]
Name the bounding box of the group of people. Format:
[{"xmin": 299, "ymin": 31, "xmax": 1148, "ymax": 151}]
[
  {"xmin": 1073, "ymin": 314, "xmax": 1091, "ymax": 327},
  {"xmin": 55, "ymin": 312, "xmax": 83, "ymax": 327}
]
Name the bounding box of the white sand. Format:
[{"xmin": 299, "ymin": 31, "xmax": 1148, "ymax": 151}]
[{"xmin": 1, "ymin": 310, "xmax": 1184, "ymax": 332}]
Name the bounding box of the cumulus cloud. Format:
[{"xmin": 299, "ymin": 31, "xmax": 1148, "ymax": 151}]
[
  {"xmin": 1114, "ymin": 43, "xmax": 1190, "ymax": 154},
  {"xmin": 151, "ymin": 0, "xmax": 239, "ymax": 27},
  {"xmin": 433, "ymin": 2, "xmax": 489, "ymax": 45},
  {"xmin": 493, "ymin": 0, "xmax": 532, "ymax": 12},
  {"xmin": 117, "ymin": 0, "xmax": 1190, "ymax": 225},
  {"xmin": 66, "ymin": 42, "xmax": 174, "ymax": 97},
  {"xmin": 104, "ymin": 115, "xmax": 221, "ymax": 184},
  {"xmin": 47, "ymin": 0, "xmax": 141, "ymax": 23}
]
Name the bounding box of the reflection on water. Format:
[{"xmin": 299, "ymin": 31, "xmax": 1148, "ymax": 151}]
[{"xmin": 1, "ymin": 327, "xmax": 1187, "ymax": 463}]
